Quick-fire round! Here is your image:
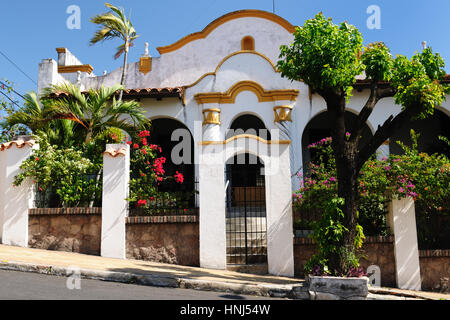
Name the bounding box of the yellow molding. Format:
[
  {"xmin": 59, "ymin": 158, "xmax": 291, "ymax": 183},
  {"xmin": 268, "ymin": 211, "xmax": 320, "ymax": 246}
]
[
  {"xmin": 56, "ymin": 47, "xmax": 67, "ymax": 53},
  {"xmin": 157, "ymin": 10, "xmax": 296, "ymax": 55},
  {"xmin": 273, "ymin": 105, "xmax": 293, "ymax": 123},
  {"xmin": 58, "ymin": 65, "xmax": 94, "ymax": 74},
  {"xmin": 202, "ymin": 108, "xmax": 221, "ymax": 125},
  {"xmin": 382, "ymin": 140, "xmax": 390, "ymax": 145},
  {"xmin": 139, "ymin": 56, "xmax": 152, "ymax": 75},
  {"xmin": 199, "ymin": 134, "xmax": 291, "ymax": 145},
  {"xmin": 185, "ymin": 50, "xmax": 278, "ymax": 89},
  {"xmin": 194, "ymin": 80, "xmax": 299, "ymax": 104}
]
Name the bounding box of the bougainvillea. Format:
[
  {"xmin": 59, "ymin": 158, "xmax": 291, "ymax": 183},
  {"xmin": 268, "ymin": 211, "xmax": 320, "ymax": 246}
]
[
  {"xmin": 127, "ymin": 130, "xmax": 185, "ymax": 214},
  {"xmin": 297, "ymin": 130, "xmax": 449, "ymax": 276}
]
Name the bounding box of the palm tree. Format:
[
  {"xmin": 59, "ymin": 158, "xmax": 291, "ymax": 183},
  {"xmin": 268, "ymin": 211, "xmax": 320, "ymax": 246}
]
[
  {"xmin": 6, "ymin": 91, "xmax": 49, "ymax": 132},
  {"xmin": 42, "ymin": 83, "xmax": 148, "ymax": 144},
  {"xmin": 90, "ymin": 3, "xmax": 139, "ymax": 101}
]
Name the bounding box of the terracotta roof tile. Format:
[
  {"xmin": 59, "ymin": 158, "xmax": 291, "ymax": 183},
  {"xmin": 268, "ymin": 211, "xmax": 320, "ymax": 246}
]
[
  {"xmin": 103, "ymin": 146, "xmax": 128, "ymax": 158},
  {"xmin": 0, "ymin": 139, "xmax": 36, "ymax": 152}
]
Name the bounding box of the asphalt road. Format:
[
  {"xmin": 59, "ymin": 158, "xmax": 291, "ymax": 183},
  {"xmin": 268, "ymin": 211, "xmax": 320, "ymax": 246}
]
[{"xmin": 0, "ymin": 269, "xmax": 282, "ymax": 300}]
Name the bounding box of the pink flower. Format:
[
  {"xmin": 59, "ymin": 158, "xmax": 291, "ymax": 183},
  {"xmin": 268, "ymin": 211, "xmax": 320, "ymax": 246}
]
[
  {"xmin": 329, "ymin": 177, "xmax": 336, "ymax": 182},
  {"xmin": 398, "ymin": 187, "xmax": 404, "ymax": 193}
]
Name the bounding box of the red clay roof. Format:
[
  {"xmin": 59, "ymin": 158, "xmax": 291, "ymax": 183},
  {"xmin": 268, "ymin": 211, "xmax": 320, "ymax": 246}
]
[{"xmin": 50, "ymin": 87, "xmax": 185, "ymax": 100}]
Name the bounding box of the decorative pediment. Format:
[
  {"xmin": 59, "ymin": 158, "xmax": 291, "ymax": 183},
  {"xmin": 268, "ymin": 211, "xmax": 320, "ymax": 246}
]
[{"xmin": 194, "ymin": 81, "xmax": 299, "ymax": 104}]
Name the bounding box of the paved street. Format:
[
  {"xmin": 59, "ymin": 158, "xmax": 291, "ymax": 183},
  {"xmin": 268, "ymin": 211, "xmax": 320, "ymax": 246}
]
[{"xmin": 0, "ymin": 270, "xmax": 282, "ymax": 300}]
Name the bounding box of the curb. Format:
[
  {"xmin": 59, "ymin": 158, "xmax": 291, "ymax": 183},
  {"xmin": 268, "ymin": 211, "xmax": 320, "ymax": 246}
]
[{"xmin": 0, "ymin": 260, "xmax": 309, "ymax": 299}]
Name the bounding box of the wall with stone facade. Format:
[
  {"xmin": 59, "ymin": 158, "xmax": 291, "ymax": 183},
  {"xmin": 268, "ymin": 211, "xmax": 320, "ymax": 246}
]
[
  {"xmin": 419, "ymin": 250, "xmax": 450, "ymax": 292},
  {"xmin": 294, "ymin": 236, "xmax": 396, "ymax": 287},
  {"xmin": 126, "ymin": 216, "xmax": 199, "ymax": 267},
  {"xmin": 28, "ymin": 208, "xmax": 102, "ymax": 255}
]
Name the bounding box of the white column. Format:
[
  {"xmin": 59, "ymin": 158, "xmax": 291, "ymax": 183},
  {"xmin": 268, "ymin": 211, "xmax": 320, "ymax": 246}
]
[
  {"xmin": 199, "ymin": 145, "xmax": 227, "ymax": 270},
  {"xmin": 387, "ymin": 197, "xmax": 421, "ymax": 290},
  {"xmin": 0, "ymin": 137, "xmax": 38, "ymax": 247},
  {"xmin": 265, "ymin": 143, "xmax": 295, "ymax": 277},
  {"xmin": 101, "ymin": 144, "xmax": 130, "ymax": 259}
]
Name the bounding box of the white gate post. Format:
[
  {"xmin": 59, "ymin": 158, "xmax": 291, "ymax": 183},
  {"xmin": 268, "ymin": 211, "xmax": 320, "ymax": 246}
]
[
  {"xmin": 101, "ymin": 144, "xmax": 130, "ymax": 259},
  {"xmin": 0, "ymin": 136, "xmax": 38, "ymax": 247},
  {"xmin": 387, "ymin": 197, "xmax": 422, "ymax": 290}
]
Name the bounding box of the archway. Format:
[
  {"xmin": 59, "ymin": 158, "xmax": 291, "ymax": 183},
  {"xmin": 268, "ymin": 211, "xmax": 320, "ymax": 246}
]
[
  {"xmin": 301, "ymin": 111, "xmax": 373, "ymax": 173},
  {"xmin": 389, "ymin": 108, "xmax": 450, "ymax": 157},
  {"xmin": 226, "ymin": 114, "xmax": 271, "ymax": 140},
  {"xmin": 225, "ymin": 153, "xmax": 267, "ymax": 272},
  {"xmin": 149, "ymin": 118, "xmax": 196, "ymax": 206}
]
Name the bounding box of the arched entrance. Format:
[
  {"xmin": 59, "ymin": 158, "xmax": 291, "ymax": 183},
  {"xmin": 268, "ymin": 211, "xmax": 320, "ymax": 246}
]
[
  {"xmin": 226, "ymin": 114, "xmax": 272, "ymax": 140},
  {"xmin": 301, "ymin": 111, "xmax": 373, "ymax": 173},
  {"xmin": 225, "ymin": 153, "xmax": 267, "ymax": 271},
  {"xmin": 148, "ymin": 118, "xmax": 196, "ymax": 207},
  {"xmin": 389, "ymin": 109, "xmax": 450, "ymax": 157},
  {"xmin": 225, "ymin": 153, "xmax": 267, "ymax": 273}
]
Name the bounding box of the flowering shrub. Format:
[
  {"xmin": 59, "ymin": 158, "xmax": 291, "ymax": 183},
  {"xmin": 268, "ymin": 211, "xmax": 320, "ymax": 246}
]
[
  {"xmin": 14, "ymin": 143, "xmax": 102, "ymax": 207},
  {"xmin": 298, "ymin": 130, "xmax": 450, "ymax": 275},
  {"xmin": 127, "ymin": 130, "xmax": 186, "ymax": 214}
]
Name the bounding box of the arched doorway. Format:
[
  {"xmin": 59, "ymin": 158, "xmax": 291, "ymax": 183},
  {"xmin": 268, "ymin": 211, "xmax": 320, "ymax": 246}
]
[
  {"xmin": 390, "ymin": 109, "xmax": 450, "ymax": 157},
  {"xmin": 225, "ymin": 153, "xmax": 267, "ymax": 272},
  {"xmin": 149, "ymin": 118, "xmax": 196, "ymax": 208},
  {"xmin": 301, "ymin": 111, "xmax": 373, "ymax": 174},
  {"xmin": 226, "ymin": 114, "xmax": 271, "ymax": 140}
]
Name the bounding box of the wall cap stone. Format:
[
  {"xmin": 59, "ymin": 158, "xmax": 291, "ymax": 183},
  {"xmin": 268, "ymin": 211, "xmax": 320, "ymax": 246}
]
[
  {"xmin": 126, "ymin": 215, "xmax": 198, "ymax": 224},
  {"xmin": 29, "ymin": 208, "xmax": 102, "ymax": 216}
]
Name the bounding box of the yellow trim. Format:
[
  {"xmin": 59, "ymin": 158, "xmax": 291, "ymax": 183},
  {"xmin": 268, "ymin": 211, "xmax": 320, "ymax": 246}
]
[
  {"xmin": 202, "ymin": 108, "xmax": 221, "ymax": 125},
  {"xmin": 382, "ymin": 140, "xmax": 390, "ymax": 145},
  {"xmin": 194, "ymin": 81, "xmax": 299, "ymax": 104},
  {"xmin": 56, "ymin": 47, "xmax": 67, "ymax": 53},
  {"xmin": 273, "ymin": 105, "xmax": 293, "ymax": 122},
  {"xmin": 199, "ymin": 134, "xmax": 291, "ymax": 145},
  {"xmin": 157, "ymin": 10, "xmax": 296, "ymax": 54},
  {"xmin": 185, "ymin": 50, "xmax": 278, "ymax": 89},
  {"xmin": 139, "ymin": 56, "xmax": 152, "ymax": 75},
  {"xmin": 58, "ymin": 65, "xmax": 94, "ymax": 74}
]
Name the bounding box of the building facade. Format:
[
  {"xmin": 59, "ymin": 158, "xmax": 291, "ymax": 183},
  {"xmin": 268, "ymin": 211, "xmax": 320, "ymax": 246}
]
[{"xmin": 36, "ymin": 10, "xmax": 450, "ymax": 276}]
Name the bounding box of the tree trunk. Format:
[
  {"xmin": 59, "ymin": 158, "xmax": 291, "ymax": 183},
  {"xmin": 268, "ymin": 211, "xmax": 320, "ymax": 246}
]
[
  {"xmin": 327, "ymin": 93, "xmax": 361, "ymax": 274},
  {"xmin": 118, "ymin": 42, "xmax": 128, "ymax": 102}
]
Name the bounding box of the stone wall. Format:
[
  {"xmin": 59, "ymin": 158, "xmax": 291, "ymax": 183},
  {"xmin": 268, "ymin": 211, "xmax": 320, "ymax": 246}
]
[
  {"xmin": 294, "ymin": 236, "xmax": 396, "ymax": 287},
  {"xmin": 126, "ymin": 215, "xmax": 199, "ymax": 267},
  {"xmin": 28, "ymin": 208, "xmax": 102, "ymax": 255},
  {"xmin": 419, "ymin": 250, "xmax": 450, "ymax": 292}
]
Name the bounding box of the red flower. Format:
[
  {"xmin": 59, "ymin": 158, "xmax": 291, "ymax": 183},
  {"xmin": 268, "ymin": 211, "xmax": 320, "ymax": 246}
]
[
  {"xmin": 142, "ymin": 138, "xmax": 148, "ymax": 146},
  {"xmin": 137, "ymin": 200, "xmax": 147, "ymax": 207},
  {"xmin": 150, "ymin": 197, "xmax": 155, "ymax": 201},
  {"xmin": 133, "ymin": 144, "xmax": 139, "ymax": 149},
  {"xmin": 174, "ymin": 171, "xmax": 184, "ymax": 184},
  {"xmin": 127, "ymin": 141, "xmax": 133, "ymax": 145},
  {"xmin": 140, "ymin": 172, "xmax": 146, "ymax": 177},
  {"xmin": 35, "ymin": 157, "xmax": 40, "ymax": 161},
  {"xmin": 141, "ymin": 149, "xmax": 147, "ymax": 155},
  {"xmin": 138, "ymin": 130, "xmax": 150, "ymax": 138}
]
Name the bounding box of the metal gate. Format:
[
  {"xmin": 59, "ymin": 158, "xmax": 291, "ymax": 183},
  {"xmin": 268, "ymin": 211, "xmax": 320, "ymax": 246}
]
[{"xmin": 225, "ymin": 156, "xmax": 267, "ymax": 266}]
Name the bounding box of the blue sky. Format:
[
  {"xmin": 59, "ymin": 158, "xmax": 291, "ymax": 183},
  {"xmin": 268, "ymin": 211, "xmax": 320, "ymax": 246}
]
[{"xmin": 1, "ymin": 0, "xmax": 450, "ymax": 97}]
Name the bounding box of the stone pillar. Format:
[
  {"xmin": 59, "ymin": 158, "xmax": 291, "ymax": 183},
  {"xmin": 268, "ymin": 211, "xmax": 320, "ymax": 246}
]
[
  {"xmin": 387, "ymin": 197, "xmax": 421, "ymax": 290},
  {"xmin": 202, "ymin": 107, "xmax": 221, "ymax": 142},
  {"xmin": 101, "ymin": 144, "xmax": 130, "ymax": 259},
  {"xmin": 198, "ymin": 144, "xmax": 227, "ymax": 270},
  {"xmin": 265, "ymin": 143, "xmax": 295, "ymax": 277},
  {"xmin": 0, "ymin": 136, "xmax": 38, "ymax": 247}
]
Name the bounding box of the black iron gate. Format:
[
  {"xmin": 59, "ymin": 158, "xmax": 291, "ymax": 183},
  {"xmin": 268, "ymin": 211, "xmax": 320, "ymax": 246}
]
[{"xmin": 225, "ymin": 156, "xmax": 267, "ymax": 265}]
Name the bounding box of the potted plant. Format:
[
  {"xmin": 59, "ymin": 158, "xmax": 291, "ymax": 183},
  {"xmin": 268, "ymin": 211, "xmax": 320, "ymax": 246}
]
[{"xmin": 304, "ymin": 198, "xmax": 369, "ymax": 300}]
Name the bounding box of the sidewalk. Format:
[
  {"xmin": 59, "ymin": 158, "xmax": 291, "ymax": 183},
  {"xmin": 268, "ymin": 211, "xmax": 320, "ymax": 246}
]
[{"xmin": 0, "ymin": 245, "xmax": 448, "ymax": 300}]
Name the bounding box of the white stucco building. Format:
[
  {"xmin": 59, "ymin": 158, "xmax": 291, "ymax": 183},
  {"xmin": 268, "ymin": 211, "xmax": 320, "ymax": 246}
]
[{"xmin": 36, "ymin": 10, "xmax": 450, "ymax": 276}]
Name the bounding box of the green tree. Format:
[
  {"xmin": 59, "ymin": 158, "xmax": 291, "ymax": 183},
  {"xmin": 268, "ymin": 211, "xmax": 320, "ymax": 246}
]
[
  {"xmin": 90, "ymin": 3, "xmax": 139, "ymax": 101},
  {"xmin": 278, "ymin": 13, "xmax": 448, "ymax": 274}
]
